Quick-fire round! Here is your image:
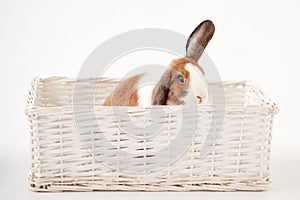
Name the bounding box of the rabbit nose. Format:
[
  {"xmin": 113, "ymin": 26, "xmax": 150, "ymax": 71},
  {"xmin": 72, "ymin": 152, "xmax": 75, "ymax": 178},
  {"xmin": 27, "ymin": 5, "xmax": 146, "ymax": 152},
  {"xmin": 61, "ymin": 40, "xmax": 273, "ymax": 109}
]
[{"xmin": 197, "ymin": 96, "xmax": 203, "ymax": 103}]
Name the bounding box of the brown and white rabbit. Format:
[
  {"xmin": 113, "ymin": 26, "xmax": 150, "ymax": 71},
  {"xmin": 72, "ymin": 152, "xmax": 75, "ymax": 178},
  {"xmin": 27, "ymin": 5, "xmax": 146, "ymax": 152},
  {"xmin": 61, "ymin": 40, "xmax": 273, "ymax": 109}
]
[{"xmin": 103, "ymin": 20, "xmax": 215, "ymax": 106}]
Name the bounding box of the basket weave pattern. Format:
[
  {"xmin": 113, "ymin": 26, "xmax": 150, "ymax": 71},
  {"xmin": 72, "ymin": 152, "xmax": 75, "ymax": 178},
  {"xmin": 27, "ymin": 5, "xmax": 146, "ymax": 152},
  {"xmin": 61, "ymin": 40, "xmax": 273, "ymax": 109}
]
[{"xmin": 26, "ymin": 77, "xmax": 278, "ymax": 192}]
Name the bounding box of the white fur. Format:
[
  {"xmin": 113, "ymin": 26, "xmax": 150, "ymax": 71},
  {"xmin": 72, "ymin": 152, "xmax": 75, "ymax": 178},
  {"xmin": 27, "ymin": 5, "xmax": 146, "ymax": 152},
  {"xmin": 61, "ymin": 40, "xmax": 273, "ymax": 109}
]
[
  {"xmin": 183, "ymin": 63, "xmax": 209, "ymax": 104},
  {"xmin": 136, "ymin": 70, "xmax": 164, "ymax": 106},
  {"xmin": 137, "ymin": 84, "xmax": 155, "ymax": 106}
]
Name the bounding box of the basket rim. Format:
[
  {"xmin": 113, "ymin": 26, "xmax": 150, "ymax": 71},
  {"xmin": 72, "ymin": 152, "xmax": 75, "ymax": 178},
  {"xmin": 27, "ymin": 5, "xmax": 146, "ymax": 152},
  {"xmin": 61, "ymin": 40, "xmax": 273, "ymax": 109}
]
[{"xmin": 25, "ymin": 76, "xmax": 279, "ymax": 115}]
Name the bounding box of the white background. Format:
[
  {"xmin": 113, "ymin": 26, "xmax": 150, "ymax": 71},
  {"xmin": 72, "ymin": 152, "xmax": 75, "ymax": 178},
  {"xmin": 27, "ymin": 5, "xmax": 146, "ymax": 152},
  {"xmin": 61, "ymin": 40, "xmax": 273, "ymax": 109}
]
[{"xmin": 0, "ymin": 0, "xmax": 299, "ymax": 199}]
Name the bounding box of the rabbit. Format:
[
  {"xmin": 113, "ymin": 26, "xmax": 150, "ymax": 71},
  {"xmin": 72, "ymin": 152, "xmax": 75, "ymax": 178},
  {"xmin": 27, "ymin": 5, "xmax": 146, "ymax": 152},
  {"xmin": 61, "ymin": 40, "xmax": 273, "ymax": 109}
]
[{"xmin": 103, "ymin": 20, "xmax": 215, "ymax": 106}]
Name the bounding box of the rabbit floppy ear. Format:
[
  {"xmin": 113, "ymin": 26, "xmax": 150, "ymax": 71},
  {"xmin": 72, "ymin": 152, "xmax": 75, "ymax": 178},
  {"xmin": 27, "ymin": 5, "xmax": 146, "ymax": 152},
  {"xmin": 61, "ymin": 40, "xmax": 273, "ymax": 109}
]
[
  {"xmin": 186, "ymin": 20, "xmax": 215, "ymax": 62},
  {"xmin": 152, "ymin": 70, "xmax": 172, "ymax": 105}
]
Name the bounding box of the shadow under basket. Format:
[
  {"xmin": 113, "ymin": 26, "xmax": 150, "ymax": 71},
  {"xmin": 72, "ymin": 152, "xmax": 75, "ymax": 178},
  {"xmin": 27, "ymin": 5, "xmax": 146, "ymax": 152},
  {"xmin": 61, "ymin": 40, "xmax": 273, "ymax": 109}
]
[{"xmin": 25, "ymin": 77, "xmax": 278, "ymax": 192}]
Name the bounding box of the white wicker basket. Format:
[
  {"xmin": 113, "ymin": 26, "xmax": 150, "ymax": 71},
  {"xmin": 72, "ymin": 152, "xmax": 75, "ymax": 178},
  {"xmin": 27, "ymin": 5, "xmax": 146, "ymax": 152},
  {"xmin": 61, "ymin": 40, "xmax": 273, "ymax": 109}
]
[{"xmin": 25, "ymin": 77, "xmax": 278, "ymax": 192}]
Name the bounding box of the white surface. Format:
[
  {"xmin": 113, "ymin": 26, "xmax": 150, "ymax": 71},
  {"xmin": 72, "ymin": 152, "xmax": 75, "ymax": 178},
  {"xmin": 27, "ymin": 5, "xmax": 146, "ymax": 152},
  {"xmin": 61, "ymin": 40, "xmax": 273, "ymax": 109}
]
[{"xmin": 0, "ymin": 0, "xmax": 299, "ymax": 199}]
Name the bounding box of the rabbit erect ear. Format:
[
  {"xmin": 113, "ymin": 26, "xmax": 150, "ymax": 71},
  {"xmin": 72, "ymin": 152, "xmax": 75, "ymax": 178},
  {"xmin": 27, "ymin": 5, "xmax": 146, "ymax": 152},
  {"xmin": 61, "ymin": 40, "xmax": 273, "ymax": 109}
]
[
  {"xmin": 186, "ymin": 20, "xmax": 215, "ymax": 62},
  {"xmin": 152, "ymin": 70, "xmax": 172, "ymax": 105}
]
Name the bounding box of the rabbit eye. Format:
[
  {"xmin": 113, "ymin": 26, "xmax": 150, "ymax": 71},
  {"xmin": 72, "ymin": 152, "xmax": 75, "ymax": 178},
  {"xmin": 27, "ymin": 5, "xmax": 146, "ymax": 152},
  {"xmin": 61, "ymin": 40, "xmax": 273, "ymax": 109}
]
[{"xmin": 178, "ymin": 75, "xmax": 185, "ymax": 84}]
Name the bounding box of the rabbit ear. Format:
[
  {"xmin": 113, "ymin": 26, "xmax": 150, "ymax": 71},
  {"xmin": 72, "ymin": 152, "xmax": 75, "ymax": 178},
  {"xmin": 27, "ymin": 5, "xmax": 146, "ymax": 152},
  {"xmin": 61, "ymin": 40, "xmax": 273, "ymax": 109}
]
[
  {"xmin": 186, "ymin": 20, "xmax": 215, "ymax": 62},
  {"xmin": 152, "ymin": 70, "xmax": 172, "ymax": 105}
]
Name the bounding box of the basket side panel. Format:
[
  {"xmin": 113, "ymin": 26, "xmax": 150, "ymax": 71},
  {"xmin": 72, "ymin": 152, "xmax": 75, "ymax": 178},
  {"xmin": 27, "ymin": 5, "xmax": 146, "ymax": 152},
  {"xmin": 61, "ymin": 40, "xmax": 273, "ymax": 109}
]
[{"xmin": 29, "ymin": 105, "xmax": 274, "ymax": 192}]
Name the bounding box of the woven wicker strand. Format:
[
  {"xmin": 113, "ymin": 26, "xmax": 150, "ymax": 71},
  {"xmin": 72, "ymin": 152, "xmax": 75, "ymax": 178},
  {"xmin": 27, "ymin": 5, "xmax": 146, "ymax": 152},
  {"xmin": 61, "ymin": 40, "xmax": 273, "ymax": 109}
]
[{"xmin": 25, "ymin": 77, "xmax": 278, "ymax": 192}]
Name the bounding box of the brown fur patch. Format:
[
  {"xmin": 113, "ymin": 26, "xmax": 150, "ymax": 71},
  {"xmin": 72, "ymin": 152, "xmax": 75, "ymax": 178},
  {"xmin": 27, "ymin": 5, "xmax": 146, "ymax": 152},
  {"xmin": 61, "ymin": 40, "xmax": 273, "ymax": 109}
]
[
  {"xmin": 103, "ymin": 74, "xmax": 142, "ymax": 106},
  {"xmin": 166, "ymin": 58, "xmax": 191, "ymax": 105},
  {"xmin": 173, "ymin": 57, "xmax": 205, "ymax": 75}
]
